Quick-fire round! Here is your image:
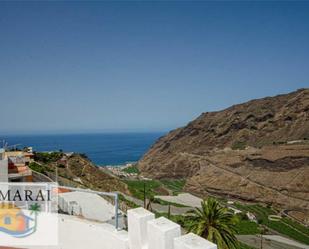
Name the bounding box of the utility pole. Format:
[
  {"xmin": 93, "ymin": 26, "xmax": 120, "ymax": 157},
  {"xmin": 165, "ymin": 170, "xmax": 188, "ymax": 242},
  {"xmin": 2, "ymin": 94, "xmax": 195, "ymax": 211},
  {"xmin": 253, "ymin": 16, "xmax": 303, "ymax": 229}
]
[
  {"xmin": 143, "ymin": 181, "xmax": 146, "ymax": 208},
  {"xmin": 168, "ymin": 204, "xmax": 171, "ymax": 219},
  {"xmin": 260, "ymin": 227, "xmax": 264, "ymax": 249}
]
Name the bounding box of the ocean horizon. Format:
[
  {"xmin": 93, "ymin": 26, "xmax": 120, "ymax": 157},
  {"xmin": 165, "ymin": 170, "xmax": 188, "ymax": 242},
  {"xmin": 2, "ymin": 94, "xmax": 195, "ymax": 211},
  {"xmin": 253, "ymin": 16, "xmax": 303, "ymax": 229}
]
[{"xmin": 0, "ymin": 132, "xmax": 164, "ymax": 166}]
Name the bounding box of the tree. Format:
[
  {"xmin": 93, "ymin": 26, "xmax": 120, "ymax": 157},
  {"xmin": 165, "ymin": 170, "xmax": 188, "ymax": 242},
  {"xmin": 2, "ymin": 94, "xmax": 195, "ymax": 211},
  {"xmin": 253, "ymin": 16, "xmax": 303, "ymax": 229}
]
[
  {"xmin": 185, "ymin": 198, "xmax": 238, "ymax": 249},
  {"xmin": 29, "ymin": 203, "xmax": 41, "ymax": 233}
]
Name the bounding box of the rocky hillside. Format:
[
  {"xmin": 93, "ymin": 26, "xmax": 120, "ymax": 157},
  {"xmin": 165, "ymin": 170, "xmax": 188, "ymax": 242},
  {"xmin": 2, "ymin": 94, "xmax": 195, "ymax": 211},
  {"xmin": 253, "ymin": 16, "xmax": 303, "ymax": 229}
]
[
  {"xmin": 32, "ymin": 152, "xmax": 129, "ymax": 194},
  {"xmin": 138, "ymin": 89, "xmax": 309, "ymax": 210}
]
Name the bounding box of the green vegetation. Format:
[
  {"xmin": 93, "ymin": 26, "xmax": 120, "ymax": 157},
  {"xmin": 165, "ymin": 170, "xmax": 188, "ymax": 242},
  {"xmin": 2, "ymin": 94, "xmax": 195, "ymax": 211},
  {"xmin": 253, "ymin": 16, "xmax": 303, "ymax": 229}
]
[
  {"xmin": 29, "ymin": 162, "xmax": 53, "ymax": 174},
  {"xmin": 34, "ymin": 152, "xmax": 63, "ymax": 163},
  {"xmin": 282, "ymin": 218, "xmax": 309, "ymax": 236},
  {"xmin": 235, "ymin": 219, "xmax": 260, "ymax": 235},
  {"xmin": 155, "ymin": 210, "xmax": 255, "ymax": 249},
  {"xmin": 186, "ymin": 198, "xmax": 238, "ymax": 249},
  {"xmin": 122, "ymin": 165, "xmax": 140, "ymax": 174},
  {"xmin": 124, "ymin": 179, "xmax": 186, "ymax": 200},
  {"xmin": 124, "ymin": 180, "xmax": 161, "ymax": 200},
  {"xmin": 234, "ymin": 203, "xmax": 309, "ymax": 245},
  {"xmin": 231, "ymin": 141, "xmax": 246, "ymax": 150},
  {"xmin": 160, "ymin": 179, "xmax": 186, "ymax": 195},
  {"xmin": 124, "ymin": 179, "xmax": 309, "ymax": 246}
]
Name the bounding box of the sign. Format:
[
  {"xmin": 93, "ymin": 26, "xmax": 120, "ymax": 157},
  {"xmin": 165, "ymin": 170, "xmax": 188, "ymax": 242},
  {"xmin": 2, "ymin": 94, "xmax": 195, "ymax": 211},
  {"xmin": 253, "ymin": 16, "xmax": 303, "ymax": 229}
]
[{"xmin": 0, "ymin": 182, "xmax": 58, "ymax": 246}]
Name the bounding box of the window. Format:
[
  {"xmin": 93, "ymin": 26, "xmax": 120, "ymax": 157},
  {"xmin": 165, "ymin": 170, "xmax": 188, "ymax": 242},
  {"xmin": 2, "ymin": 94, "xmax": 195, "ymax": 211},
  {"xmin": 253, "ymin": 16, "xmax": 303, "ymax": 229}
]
[{"xmin": 4, "ymin": 216, "xmax": 11, "ymax": 225}]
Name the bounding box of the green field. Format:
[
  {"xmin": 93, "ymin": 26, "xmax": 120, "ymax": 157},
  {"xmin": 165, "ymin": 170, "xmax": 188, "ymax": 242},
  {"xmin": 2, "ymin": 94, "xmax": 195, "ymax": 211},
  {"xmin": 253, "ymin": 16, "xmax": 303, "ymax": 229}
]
[
  {"xmin": 160, "ymin": 179, "xmax": 186, "ymax": 195},
  {"xmin": 122, "ymin": 165, "xmax": 140, "ymax": 174},
  {"xmin": 124, "ymin": 180, "xmax": 161, "ymax": 200},
  {"xmin": 124, "ymin": 179, "xmax": 186, "ymax": 200},
  {"xmin": 235, "ymin": 219, "xmax": 260, "ymax": 235},
  {"xmin": 234, "ymin": 203, "xmax": 309, "ymax": 245},
  {"xmin": 29, "ymin": 162, "xmax": 53, "ymax": 174}
]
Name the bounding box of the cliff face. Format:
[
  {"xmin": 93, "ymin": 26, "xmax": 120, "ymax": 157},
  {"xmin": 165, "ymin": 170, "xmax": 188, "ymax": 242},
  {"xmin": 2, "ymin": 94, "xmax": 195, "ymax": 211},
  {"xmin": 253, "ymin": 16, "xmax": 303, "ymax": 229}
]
[{"xmin": 138, "ymin": 89, "xmax": 309, "ymax": 210}]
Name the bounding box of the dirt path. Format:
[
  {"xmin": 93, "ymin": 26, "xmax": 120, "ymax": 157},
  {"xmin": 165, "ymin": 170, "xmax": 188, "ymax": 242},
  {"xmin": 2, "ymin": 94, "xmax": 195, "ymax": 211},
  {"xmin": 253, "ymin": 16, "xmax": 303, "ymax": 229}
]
[{"xmin": 181, "ymin": 152, "xmax": 309, "ymax": 203}]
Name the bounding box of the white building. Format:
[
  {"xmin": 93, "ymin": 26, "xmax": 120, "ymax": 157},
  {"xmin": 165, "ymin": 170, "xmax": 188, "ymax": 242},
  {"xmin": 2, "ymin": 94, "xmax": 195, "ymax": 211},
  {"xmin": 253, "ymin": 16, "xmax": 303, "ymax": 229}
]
[
  {"xmin": 58, "ymin": 191, "xmax": 119, "ymax": 223},
  {"xmin": 0, "ymin": 148, "xmax": 8, "ymax": 182}
]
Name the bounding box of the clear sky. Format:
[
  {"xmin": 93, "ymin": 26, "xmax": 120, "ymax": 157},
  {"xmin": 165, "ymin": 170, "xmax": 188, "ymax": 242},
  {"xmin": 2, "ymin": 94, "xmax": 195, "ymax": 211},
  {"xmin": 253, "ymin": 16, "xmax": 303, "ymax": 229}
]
[{"xmin": 0, "ymin": 1, "xmax": 308, "ymax": 134}]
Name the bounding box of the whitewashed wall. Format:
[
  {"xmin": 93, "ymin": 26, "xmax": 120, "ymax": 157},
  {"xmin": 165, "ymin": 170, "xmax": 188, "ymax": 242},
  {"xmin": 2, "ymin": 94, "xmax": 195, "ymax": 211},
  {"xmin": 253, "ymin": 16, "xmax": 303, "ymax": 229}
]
[
  {"xmin": 128, "ymin": 207, "xmax": 217, "ymax": 249},
  {"xmin": 10, "ymin": 207, "xmax": 217, "ymax": 249},
  {"xmin": 56, "ymin": 207, "xmax": 217, "ymax": 249}
]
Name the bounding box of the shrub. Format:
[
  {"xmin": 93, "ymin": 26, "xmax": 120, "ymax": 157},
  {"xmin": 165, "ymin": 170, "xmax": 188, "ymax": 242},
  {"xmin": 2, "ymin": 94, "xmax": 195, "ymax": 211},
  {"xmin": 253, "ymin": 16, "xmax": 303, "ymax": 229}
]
[{"xmin": 231, "ymin": 141, "xmax": 246, "ymax": 150}]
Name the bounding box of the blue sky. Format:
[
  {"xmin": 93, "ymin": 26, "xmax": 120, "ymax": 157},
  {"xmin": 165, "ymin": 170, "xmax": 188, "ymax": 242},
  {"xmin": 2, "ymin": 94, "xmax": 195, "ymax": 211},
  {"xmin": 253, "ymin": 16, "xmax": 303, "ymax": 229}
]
[{"xmin": 0, "ymin": 1, "xmax": 308, "ymax": 134}]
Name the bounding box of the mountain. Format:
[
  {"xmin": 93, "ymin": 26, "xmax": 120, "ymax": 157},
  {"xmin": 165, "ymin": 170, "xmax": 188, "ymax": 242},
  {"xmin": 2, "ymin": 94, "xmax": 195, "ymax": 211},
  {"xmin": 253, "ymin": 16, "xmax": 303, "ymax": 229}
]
[{"xmin": 138, "ymin": 89, "xmax": 309, "ymax": 210}]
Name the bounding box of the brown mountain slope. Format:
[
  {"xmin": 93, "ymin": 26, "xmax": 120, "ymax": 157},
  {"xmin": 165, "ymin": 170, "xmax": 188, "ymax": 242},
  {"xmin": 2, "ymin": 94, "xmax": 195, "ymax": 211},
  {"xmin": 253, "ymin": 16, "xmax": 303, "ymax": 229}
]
[
  {"xmin": 138, "ymin": 89, "xmax": 309, "ymax": 210},
  {"xmin": 33, "ymin": 153, "xmax": 129, "ymax": 194}
]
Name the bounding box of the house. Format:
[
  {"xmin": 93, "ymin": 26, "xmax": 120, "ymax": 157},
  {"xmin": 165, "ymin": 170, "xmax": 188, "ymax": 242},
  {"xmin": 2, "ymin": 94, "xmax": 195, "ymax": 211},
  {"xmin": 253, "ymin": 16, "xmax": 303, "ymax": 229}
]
[
  {"xmin": 0, "ymin": 203, "xmax": 34, "ymax": 237},
  {"xmin": 246, "ymin": 212, "xmax": 257, "ymax": 222},
  {"xmin": 0, "ymin": 150, "xmax": 33, "ymax": 182}
]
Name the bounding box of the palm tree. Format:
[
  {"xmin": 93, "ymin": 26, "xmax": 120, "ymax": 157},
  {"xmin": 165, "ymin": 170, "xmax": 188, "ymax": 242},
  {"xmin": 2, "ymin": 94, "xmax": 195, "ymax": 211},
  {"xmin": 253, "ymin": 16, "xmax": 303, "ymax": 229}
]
[
  {"xmin": 185, "ymin": 198, "xmax": 238, "ymax": 249},
  {"xmin": 29, "ymin": 203, "xmax": 41, "ymax": 232}
]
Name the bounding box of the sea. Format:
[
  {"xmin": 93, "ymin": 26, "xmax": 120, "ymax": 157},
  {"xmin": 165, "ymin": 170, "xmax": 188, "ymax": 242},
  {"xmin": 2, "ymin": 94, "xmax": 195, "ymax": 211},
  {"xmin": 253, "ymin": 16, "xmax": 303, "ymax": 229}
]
[{"xmin": 0, "ymin": 132, "xmax": 164, "ymax": 166}]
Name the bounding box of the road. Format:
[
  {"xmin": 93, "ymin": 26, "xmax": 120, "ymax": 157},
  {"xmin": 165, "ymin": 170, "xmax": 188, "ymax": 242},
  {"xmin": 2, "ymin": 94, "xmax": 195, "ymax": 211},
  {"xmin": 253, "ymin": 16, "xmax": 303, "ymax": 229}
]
[
  {"xmin": 237, "ymin": 235, "xmax": 309, "ymax": 249},
  {"xmin": 121, "ymin": 193, "xmax": 193, "ymax": 215}
]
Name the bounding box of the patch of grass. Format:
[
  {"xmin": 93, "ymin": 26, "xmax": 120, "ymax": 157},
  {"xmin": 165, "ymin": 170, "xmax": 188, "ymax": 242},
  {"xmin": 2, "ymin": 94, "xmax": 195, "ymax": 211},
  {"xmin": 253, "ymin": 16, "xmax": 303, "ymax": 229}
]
[
  {"xmin": 124, "ymin": 180, "xmax": 161, "ymax": 200},
  {"xmin": 125, "ymin": 178, "xmax": 189, "ymax": 203},
  {"xmin": 122, "ymin": 165, "xmax": 139, "ymax": 174},
  {"xmin": 160, "ymin": 179, "xmax": 186, "ymax": 195},
  {"xmin": 34, "ymin": 152, "xmax": 63, "ymax": 163},
  {"xmin": 29, "ymin": 162, "xmax": 53, "ymax": 174},
  {"xmin": 235, "ymin": 219, "xmax": 260, "ymax": 235}
]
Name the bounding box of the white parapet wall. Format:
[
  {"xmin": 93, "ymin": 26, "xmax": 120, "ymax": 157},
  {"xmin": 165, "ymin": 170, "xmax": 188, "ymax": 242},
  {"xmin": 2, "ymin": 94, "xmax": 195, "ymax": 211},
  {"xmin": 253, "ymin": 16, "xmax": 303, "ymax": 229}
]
[
  {"xmin": 128, "ymin": 207, "xmax": 155, "ymax": 249},
  {"xmin": 128, "ymin": 207, "xmax": 217, "ymax": 249},
  {"xmin": 11, "ymin": 207, "xmax": 216, "ymax": 249},
  {"xmin": 147, "ymin": 217, "xmax": 181, "ymax": 249},
  {"xmin": 174, "ymin": 233, "xmax": 218, "ymax": 249}
]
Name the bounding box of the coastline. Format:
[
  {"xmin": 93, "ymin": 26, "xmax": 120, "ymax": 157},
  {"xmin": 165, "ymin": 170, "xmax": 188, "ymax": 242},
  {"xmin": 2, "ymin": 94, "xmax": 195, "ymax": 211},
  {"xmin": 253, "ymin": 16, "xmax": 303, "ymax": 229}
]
[{"xmin": 0, "ymin": 132, "xmax": 163, "ymax": 165}]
